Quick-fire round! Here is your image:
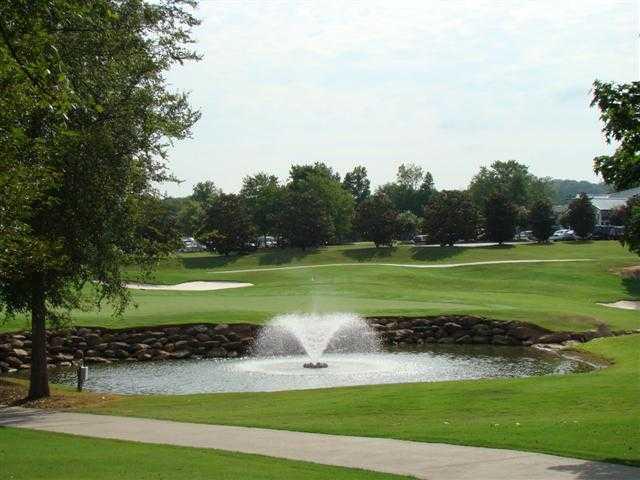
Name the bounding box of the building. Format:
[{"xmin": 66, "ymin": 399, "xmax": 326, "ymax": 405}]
[{"xmin": 587, "ymin": 187, "xmax": 640, "ymax": 225}]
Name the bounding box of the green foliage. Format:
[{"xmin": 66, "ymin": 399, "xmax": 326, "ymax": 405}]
[
  {"xmin": 342, "ymin": 165, "xmax": 371, "ymax": 205},
  {"xmin": 591, "ymin": 81, "xmax": 640, "ymax": 190},
  {"xmin": 469, "ymin": 160, "xmax": 551, "ymax": 210},
  {"xmin": 354, "ymin": 193, "xmax": 399, "ymax": 247},
  {"xmin": 397, "ymin": 211, "xmax": 421, "ymax": 241},
  {"xmin": 423, "ymin": 190, "xmax": 479, "ymax": 246},
  {"xmin": 377, "ymin": 163, "xmax": 435, "ymax": 216},
  {"xmin": 0, "ymin": 0, "xmax": 200, "ymax": 396},
  {"xmin": 199, "ymin": 193, "xmax": 256, "ymax": 255},
  {"xmin": 192, "ymin": 181, "xmax": 221, "ymax": 206},
  {"xmin": 483, "ymin": 193, "xmax": 517, "ymax": 244},
  {"xmin": 621, "ymin": 196, "xmax": 640, "ymax": 255},
  {"xmin": 240, "ymin": 173, "xmax": 283, "ymax": 236},
  {"xmin": 276, "ymin": 188, "xmax": 335, "ymax": 249},
  {"xmin": 528, "ymin": 199, "xmax": 555, "ymax": 242},
  {"xmin": 287, "ymin": 163, "xmax": 355, "ymax": 242},
  {"xmin": 566, "ymin": 193, "xmax": 596, "ymax": 238}
]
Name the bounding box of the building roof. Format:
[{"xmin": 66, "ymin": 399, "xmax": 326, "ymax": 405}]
[
  {"xmin": 591, "ymin": 198, "xmax": 628, "ymax": 211},
  {"xmin": 586, "ymin": 186, "xmax": 639, "ymax": 211},
  {"xmin": 609, "ymin": 186, "xmax": 640, "ymax": 199}
]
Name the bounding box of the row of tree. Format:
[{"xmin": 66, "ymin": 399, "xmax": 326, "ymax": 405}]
[
  {"xmin": 171, "ymin": 155, "xmax": 607, "ymax": 252},
  {"xmin": 166, "ymin": 159, "xmax": 608, "ymax": 252}
]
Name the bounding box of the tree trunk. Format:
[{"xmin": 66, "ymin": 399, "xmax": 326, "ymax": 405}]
[{"xmin": 28, "ymin": 274, "xmax": 50, "ymax": 399}]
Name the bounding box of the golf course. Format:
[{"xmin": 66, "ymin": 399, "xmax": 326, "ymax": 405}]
[
  {"xmin": 2, "ymin": 241, "xmax": 638, "ymax": 333},
  {"xmin": 2, "ymin": 240, "xmax": 639, "ymax": 476}
]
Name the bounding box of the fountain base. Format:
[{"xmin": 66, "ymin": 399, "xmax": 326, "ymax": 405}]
[{"xmin": 303, "ymin": 361, "xmax": 328, "ymax": 369}]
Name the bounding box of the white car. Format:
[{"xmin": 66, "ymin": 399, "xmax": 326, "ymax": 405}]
[{"xmin": 550, "ymin": 229, "xmax": 577, "ymax": 241}]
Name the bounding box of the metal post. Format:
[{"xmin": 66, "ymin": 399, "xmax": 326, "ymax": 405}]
[{"xmin": 76, "ymin": 361, "xmax": 89, "ymax": 392}]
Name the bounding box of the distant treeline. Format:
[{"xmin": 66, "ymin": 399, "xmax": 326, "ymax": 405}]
[
  {"xmin": 547, "ymin": 179, "xmax": 610, "ymax": 204},
  {"xmin": 159, "ymin": 160, "xmax": 613, "ymax": 252}
]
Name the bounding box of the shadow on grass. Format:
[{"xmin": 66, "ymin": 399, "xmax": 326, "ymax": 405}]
[
  {"xmin": 622, "ymin": 277, "xmax": 640, "ymax": 297},
  {"xmin": 547, "ymin": 459, "xmax": 640, "ymax": 478},
  {"xmin": 342, "ymin": 246, "xmax": 396, "ymax": 262},
  {"xmin": 257, "ymin": 248, "xmax": 320, "ymax": 266},
  {"xmin": 180, "ymin": 248, "xmax": 324, "ymax": 269},
  {"xmin": 408, "ymin": 243, "xmax": 515, "ymax": 262},
  {"xmin": 180, "ymin": 254, "xmax": 244, "ymax": 270}
]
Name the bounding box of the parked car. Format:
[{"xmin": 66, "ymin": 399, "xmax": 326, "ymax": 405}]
[
  {"xmin": 592, "ymin": 225, "xmax": 625, "ymax": 240},
  {"xmin": 514, "ymin": 230, "xmax": 533, "ymax": 241},
  {"xmin": 179, "ymin": 237, "xmax": 206, "ymax": 252},
  {"xmin": 413, "ymin": 234, "xmax": 429, "ymax": 244},
  {"xmin": 550, "ymin": 229, "xmax": 577, "ymax": 241}
]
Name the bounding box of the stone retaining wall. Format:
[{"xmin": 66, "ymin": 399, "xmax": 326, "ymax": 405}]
[{"xmin": 0, "ymin": 316, "xmax": 632, "ymax": 373}]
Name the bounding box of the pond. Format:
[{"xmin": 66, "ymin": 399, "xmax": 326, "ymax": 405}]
[{"xmin": 48, "ymin": 344, "xmax": 592, "ymax": 395}]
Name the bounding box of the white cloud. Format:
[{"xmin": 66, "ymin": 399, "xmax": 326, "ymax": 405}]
[{"xmin": 162, "ymin": 0, "xmax": 639, "ymax": 196}]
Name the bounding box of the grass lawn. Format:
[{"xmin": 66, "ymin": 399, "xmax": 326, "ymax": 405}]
[
  {"xmin": 1, "ymin": 241, "xmax": 638, "ymax": 468},
  {"xmin": 82, "ymin": 335, "xmax": 640, "ymax": 466},
  {"xmin": 0, "ymin": 428, "xmax": 409, "ymax": 480},
  {"xmin": 1, "ymin": 241, "xmax": 638, "ymax": 332}
]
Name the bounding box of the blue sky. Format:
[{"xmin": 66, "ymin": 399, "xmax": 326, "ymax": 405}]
[{"xmin": 162, "ymin": 0, "xmax": 639, "ymax": 197}]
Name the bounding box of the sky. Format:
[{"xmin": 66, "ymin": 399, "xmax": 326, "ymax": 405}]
[{"xmin": 161, "ymin": 0, "xmax": 639, "ymax": 197}]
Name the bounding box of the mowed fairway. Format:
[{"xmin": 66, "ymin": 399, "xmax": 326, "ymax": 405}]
[{"xmin": 2, "ymin": 241, "xmax": 637, "ymax": 332}]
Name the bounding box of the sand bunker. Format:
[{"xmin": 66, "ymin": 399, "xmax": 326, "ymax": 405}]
[
  {"xmin": 597, "ymin": 300, "xmax": 640, "ymax": 311},
  {"xmin": 126, "ymin": 281, "xmax": 252, "ymax": 291}
]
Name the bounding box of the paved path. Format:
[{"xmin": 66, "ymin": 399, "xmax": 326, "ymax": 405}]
[
  {"xmin": 210, "ymin": 258, "xmax": 593, "ymax": 274},
  {"xmin": 1, "ymin": 407, "xmax": 637, "ymax": 480}
]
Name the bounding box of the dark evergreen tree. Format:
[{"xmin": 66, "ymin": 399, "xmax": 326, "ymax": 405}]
[
  {"xmin": 566, "ymin": 193, "xmax": 596, "ymax": 238},
  {"xmin": 276, "ymin": 189, "xmax": 335, "ymax": 249},
  {"xmin": 354, "ymin": 193, "xmax": 399, "ymax": 247},
  {"xmin": 199, "ymin": 194, "xmax": 256, "ymax": 255},
  {"xmin": 484, "ymin": 193, "xmax": 517, "ymax": 244},
  {"xmin": 423, "ymin": 191, "xmax": 479, "ymax": 246},
  {"xmin": 528, "ymin": 199, "xmax": 555, "ymax": 242},
  {"xmin": 621, "ymin": 196, "xmax": 640, "ymax": 255}
]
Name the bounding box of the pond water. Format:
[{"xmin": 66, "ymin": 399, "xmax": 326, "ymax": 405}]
[{"xmin": 48, "ymin": 344, "xmax": 592, "ymax": 395}]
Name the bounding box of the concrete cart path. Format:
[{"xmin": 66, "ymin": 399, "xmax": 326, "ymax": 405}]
[
  {"xmin": 210, "ymin": 258, "xmax": 593, "ymax": 275},
  {"xmin": 1, "ymin": 407, "xmax": 637, "ymax": 480}
]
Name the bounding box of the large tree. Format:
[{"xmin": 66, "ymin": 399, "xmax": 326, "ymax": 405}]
[
  {"xmin": 354, "ymin": 193, "xmax": 399, "ymax": 247},
  {"xmin": 276, "ymin": 188, "xmax": 335, "ymax": 250},
  {"xmin": 528, "ymin": 199, "xmax": 555, "ymax": 242},
  {"xmin": 199, "ymin": 193, "xmax": 256, "ymax": 255},
  {"xmin": 240, "ymin": 173, "xmax": 282, "ymax": 239},
  {"xmin": 621, "ymin": 196, "xmax": 640, "ymax": 255},
  {"xmin": 566, "ymin": 193, "xmax": 596, "ymax": 238},
  {"xmin": 484, "ymin": 193, "xmax": 517, "ymax": 244},
  {"xmin": 423, "ymin": 191, "xmax": 479, "ymax": 247},
  {"xmin": 468, "ymin": 160, "xmax": 551, "ymax": 211},
  {"xmin": 288, "ymin": 163, "xmax": 354, "ymax": 242},
  {"xmin": 591, "ymin": 81, "xmax": 640, "ymax": 190},
  {"xmin": 591, "ymin": 80, "xmax": 640, "ymax": 257},
  {"xmin": 0, "ymin": 0, "xmax": 200, "ymax": 399}
]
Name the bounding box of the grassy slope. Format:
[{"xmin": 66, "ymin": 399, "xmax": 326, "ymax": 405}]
[
  {"xmin": 85, "ymin": 335, "xmax": 640, "ymax": 466},
  {"xmin": 3, "ymin": 241, "xmax": 638, "ymax": 333},
  {"xmin": 0, "ymin": 428, "xmax": 409, "ymax": 480}
]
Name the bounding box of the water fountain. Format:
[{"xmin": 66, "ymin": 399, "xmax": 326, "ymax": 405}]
[{"xmin": 253, "ymin": 312, "xmax": 381, "ymax": 368}]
